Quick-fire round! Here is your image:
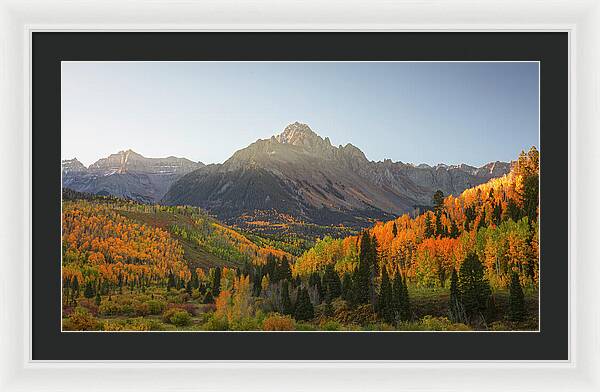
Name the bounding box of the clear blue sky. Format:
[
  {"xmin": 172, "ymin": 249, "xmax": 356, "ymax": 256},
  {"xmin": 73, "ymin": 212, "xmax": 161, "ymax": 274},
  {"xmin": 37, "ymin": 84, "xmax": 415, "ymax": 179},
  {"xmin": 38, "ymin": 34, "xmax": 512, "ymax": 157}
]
[{"xmin": 62, "ymin": 61, "xmax": 539, "ymax": 167}]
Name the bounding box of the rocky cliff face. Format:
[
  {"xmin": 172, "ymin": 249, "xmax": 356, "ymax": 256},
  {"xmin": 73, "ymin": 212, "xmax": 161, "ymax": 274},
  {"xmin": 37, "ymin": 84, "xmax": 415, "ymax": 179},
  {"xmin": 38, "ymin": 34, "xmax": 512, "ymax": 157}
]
[
  {"xmin": 163, "ymin": 122, "xmax": 511, "ymax": 227},
  {"xmin": 62, "ymin": 150, "xmax": 204, "ymax": 203}
]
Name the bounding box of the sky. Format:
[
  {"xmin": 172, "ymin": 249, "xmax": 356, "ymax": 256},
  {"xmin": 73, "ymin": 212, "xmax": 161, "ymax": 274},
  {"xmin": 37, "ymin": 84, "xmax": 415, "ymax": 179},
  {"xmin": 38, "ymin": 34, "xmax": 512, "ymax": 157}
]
[{"xmin": 62, "ymin": 61, "xmax": 539, "ymax": 167}]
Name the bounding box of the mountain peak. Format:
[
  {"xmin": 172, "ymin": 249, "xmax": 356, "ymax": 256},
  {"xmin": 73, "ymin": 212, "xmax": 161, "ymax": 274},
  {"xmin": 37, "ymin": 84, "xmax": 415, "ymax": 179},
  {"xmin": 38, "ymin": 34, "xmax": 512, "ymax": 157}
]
[{"xmin": 275, "ymin": 122, "xmax": 321, "ymax": 146}]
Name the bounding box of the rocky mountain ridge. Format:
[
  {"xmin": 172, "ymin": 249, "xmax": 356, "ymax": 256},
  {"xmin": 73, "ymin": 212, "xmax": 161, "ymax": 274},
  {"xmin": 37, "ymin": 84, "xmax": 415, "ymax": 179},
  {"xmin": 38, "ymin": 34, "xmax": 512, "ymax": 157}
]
[
  {"xmin": 62, "ymin": 150, "xmax": 204, "ymax": 203},
  {"xmin": 162, "ymin": 122, "xmax": 511, "ymax": 227}
]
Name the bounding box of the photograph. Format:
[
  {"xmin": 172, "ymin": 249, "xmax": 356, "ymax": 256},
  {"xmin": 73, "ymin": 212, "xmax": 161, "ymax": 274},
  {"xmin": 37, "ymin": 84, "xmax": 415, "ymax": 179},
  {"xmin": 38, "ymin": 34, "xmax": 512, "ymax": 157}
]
[{"xmin": 60, "ymin": 61, "xmax": 540, "ymax": 332}]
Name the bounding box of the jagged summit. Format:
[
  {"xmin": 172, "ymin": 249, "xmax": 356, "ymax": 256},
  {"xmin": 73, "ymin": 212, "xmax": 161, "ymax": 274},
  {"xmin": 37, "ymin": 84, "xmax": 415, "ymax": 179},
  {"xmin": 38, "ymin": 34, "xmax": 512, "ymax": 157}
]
[{"xmin": 275, "ymin": 122, "xmax": 321, "ymax": 145}]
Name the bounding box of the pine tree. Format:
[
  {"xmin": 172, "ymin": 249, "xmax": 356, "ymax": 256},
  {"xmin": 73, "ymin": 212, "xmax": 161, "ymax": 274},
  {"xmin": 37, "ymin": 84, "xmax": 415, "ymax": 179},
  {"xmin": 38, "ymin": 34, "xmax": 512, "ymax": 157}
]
[
  {"xmin": 377, "ymin": 266, "xmax": 394, "ymax": 323},
  {"xmin": 94, "ymin": 291, "xmax": 101, "ymax": 307},
  {"xmin": 294, "ymin": 288, "xmax": 314, "ymax": 321},
  {"xmin": 212, "ymin": 267, "xmax": 222, "ymax": 297},
  {"xmin": 252, "ymin": 273, "xmax": 262, "ymax": 297},
  {"xmin": 355, "ymin": 231, "xmax": 372, "ymax": 304},
  {"xmin": 392, "ymin": 222, "xmax": 398, "ymax": 237},
  {"xmin": 400, "ymin": 276, "xmax": 411, "ymax": 321},
  {"xmin": 458, "ymin": 253, "xmax": 491, "ymax": 322},
  {"xmin": 432, "ymin": 190, "xmax": 445, "ymax": 212},
  {"xmin": 341, "ymin": 272, "xmax": 353, "ymax": 302},
  {"xmin": 448, "ymin": 268, "xmax": 464, "ymax": 323},
  {"xmin": 280, "ymin": 256, "xmax": 293, "ymax": 282},
  {"xmin": 83, "ymin": 281, "xmax": 94, "ymax": 299},
  {"xmin": 435, "ymin": 211, "xmax": 444, "ymax": 238},
  {"xmin": 508, "ymin": 272, "xmax": 526, "ymax": 322},
  {"xmin": 308, "ymin": 272, "xmax": 323, "ymax": 303},
  {"xmin": 322, "ymin": 264, "xmax": 342, "ymax": 299},
  {"xmin": 450, "ymin": 220, "xmax": 459, "ymax": 238},
  {"xmin": 185, "ymin": 280, "xmax": 193, "ymax": 296},
  {"xmin": 203, "ymin": 290, "xmax": 214, "ymax": 304},
  {"xmin": 167, "ymin": 272, "xmax": 175, "ymax": 291},
  {"xmin": 391, "ymin": 273, "xmax": 402, "ymax": 320},
  {"xmin": 281, "ymin": 280, "xmax": 293, "ymax": 315},
  {"xmin": 424, "ymin": 213, "xmax": 434, "ymax": 238},
  {"xmin": 71, "ymin": 275, "xmax": 80, "ymax": 305},
  {"xmin": 191, "ymin": 270, "xmax": 200, "ymax": 289}
]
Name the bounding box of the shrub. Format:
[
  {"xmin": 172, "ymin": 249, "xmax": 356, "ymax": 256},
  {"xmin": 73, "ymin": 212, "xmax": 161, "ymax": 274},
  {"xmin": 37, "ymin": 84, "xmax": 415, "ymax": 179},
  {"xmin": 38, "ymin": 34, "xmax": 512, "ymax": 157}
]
[
  {"xmin": 334, "ymin": 304, "xmax": 376, "ymax": 326},
  {"xmin": 397, "ymin": 316, "xmax": 472, "ymax": 331},
  {"xmin": 231, "ymin": 316, "xmax": 262, "ymax": 331},
  {"xmin": 201, "ymin": 314, "xmax": 229, "ymax": 331},
  {"xmin": 63, "ymin": 307, "xmax": 99, "ymax": 331},
  {"xmin": 133, "ymin": 301, "xmax": 150, "ymax": 316},
  {"xmin": 162, "ymin": 308, "xmax": 191, "ymax": 326},
  {"xmin": 262, "ymin": 313, "xmax": 296, "ymax": 331},
  {"xmin": 169, "ymin": 310, "xmax": 192, "ymax": 327},
  {"xmin": 320, "ymin": 320, "xmax": 342, "ymax": 331},
  {"xmin": 102, "ymin": 318, "xmax": 164, "ymax": 331},
  {"xmin": 77, "ymin": 298, "xmax": 99, "ymax": 316},
  {"xmin": 146, "ymin": 299, "xmax": 167, "ymax": 315},
  {"xmin": 98, "ymin": 300, "xmax": 125, "ymax": 316}
]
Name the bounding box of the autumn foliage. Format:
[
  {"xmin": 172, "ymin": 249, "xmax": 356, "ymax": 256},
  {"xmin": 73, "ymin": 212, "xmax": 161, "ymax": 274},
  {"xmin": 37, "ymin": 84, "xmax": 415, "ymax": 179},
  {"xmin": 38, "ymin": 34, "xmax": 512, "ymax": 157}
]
[{"xmin": 294, "ymin": 147, "xmax": 540, "ymax": 290}]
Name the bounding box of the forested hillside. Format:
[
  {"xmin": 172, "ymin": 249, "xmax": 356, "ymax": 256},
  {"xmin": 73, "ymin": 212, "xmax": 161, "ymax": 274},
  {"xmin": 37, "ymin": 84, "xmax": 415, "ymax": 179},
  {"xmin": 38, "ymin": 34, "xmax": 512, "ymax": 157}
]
[{"xmin": 62, "ymin": 147, "xmax": 539, "ymax": 331}]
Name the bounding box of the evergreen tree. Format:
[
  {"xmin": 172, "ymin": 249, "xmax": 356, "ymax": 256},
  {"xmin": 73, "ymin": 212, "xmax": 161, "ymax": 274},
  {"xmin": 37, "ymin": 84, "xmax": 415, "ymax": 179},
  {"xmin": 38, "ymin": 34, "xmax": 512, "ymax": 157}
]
[
  {"xmin": 71, "ymin": 275, "xmax": 80, "ymax": 305},
  {"xmin": 280, "ymin": 256, "xmax": 293, "ymax": 282},
  {"xmin": 435, "ymin": 211, "xmax": 444, "ymax": 238},
  {"xmin": 448, "ymin": 268, "xmax": 465, "ymax": 323},
  {"xmin": 355, "ymin": 231, "xmax": 373, "ymax": 304},
  {"xmin": 508, "ymin": 272, "xmax": 526, "ymax": 322},
  {"xmin": 167, "ymin": 272, "xmax": 175, "ymax": 291},
  {"xmin": 424, "ymin": 213, "xmax": 434, "ymax": 238},
  {"xmin": 399, "ymin": 276, "xmax": 411, "ymax": 321},
  {"xmin": 523, "ymin": 174, "xmax": 539, "ymax": 224},
  {"xmin": 377, "ymin": 266, "xmax": 394, "ymax": 323},
  {"xmin": 341, "ymin": 272, "xmax": 353, "ymax": 302},
  {"xmin": 392, "ymin": 222, "xmax": 398, "ymax": 237},
  {"xmin": 203, "ymin": 290, "xmax": 214, "ymax": 304},
  {"xmin": 94, "ymin": 291, "xmax": 101, "ymax": 307},
  {"xmin": 281, "ymin": 280, "xmax": 293, "ymax": 315},
  {"xmin": 322, "ymin": 264, "xmax": 342, "ymax": 299},
  {"xmin": 294, "ymin": 288, "xmax": 314, "ymax": 321},
  {"xmin": 458, "ymin": 253, "xmax": 491, "ymax": 322},
  {"xmin": 308, "ymin": 272, "xmax": 323, "ymax": 303},
  {"xmin": 391, "ymin": 273, "xmax": 402, "ymax": 320},
  {"xmin": 83, "ymin": 281, "xmax": 94, "ymax": 299},
  {"xmin": 450, "ymin": 220, "xmax": 459, "ymax": 238},
  {"xmin": 191, "ymin": 270, "xmax": 200, "ymax": 289},
  {"xmin": 506, "ymin": 199, "xmax": 522, "ymax": 222},
  {"xmin": 212, "ymin": 267, "xmax": 222, "ymax": 297},
  {"xmin": 185, "ymin": 280, "xmax": 193, "ymax": 296},
  {"xmin": 253, "ymin": 273, "xmax": 262, "ymax": 297},
  {"xmin": 432, "ymin": 190, "xmax": 445, "ymax": 212},
  {"xmin": 492, "ymin": 203, "xmax": 503, "ymax": 226}
]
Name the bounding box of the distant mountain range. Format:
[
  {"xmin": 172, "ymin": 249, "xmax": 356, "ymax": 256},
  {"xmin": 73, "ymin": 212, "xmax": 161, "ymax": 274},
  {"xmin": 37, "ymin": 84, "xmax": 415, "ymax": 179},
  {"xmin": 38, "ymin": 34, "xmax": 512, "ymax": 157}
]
[
  {"xmin": 160, "ymin": 122, "xmax": 511, "ymax": 227},
  {"xmin": 63, "ymin": 123, "xmax": 511, "ymax": 227},
  {"xmin": 62, "ymin": 150, "xmax": 204, "ymax": 203}
]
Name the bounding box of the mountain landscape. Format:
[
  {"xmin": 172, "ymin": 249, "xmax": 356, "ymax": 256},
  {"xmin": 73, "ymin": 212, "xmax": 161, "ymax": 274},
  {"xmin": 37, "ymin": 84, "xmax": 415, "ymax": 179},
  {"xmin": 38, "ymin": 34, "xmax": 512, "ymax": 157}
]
[
  {"xmin": 62, "ymin": 122, "xmax": 511, "ymax": 230},
  {"xmin": 61, "ymin": 145, "xmax": 539, "ymax": 332},
  {"xmin": 62, "ymin": 150, "xmax": 204, "ymax": 203}
]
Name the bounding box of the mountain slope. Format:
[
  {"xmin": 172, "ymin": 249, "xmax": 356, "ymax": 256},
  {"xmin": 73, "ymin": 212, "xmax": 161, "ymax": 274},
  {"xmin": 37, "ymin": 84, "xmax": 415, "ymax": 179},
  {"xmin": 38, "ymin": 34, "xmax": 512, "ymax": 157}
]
[
  {"xmin": 163, "ymin": 122, "xmax": 510, "ymax": 228},
  {"xmin": 62, "ymin": 150, "xmax": 204, "ymax": 203}
]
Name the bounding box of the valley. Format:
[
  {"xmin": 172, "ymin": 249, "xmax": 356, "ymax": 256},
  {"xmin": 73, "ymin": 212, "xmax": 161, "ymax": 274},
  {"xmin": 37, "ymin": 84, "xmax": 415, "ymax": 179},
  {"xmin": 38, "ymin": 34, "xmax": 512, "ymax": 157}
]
[{"xmin": 61, "ymin": 141, "xmax": 539, "ymax": 331}]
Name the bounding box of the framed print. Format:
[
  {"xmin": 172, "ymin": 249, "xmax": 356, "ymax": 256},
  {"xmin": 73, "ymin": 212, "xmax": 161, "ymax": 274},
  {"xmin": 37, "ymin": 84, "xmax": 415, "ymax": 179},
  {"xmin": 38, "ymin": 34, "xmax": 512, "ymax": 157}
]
[
  {"xmin": 32, "ymin": 32, "xmax": 565, "ymax": 361},
  {"xmin": 0, "ymin": 0, "xmax": 599, "ymax": 391}
]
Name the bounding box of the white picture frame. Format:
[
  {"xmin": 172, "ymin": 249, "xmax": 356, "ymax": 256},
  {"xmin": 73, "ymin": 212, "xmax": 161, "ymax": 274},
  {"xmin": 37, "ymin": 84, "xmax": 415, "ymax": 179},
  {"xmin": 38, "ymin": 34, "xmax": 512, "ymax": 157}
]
[{"xmin": 1, "ymin": 0, "xmax": 598, "ymax": 391}]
